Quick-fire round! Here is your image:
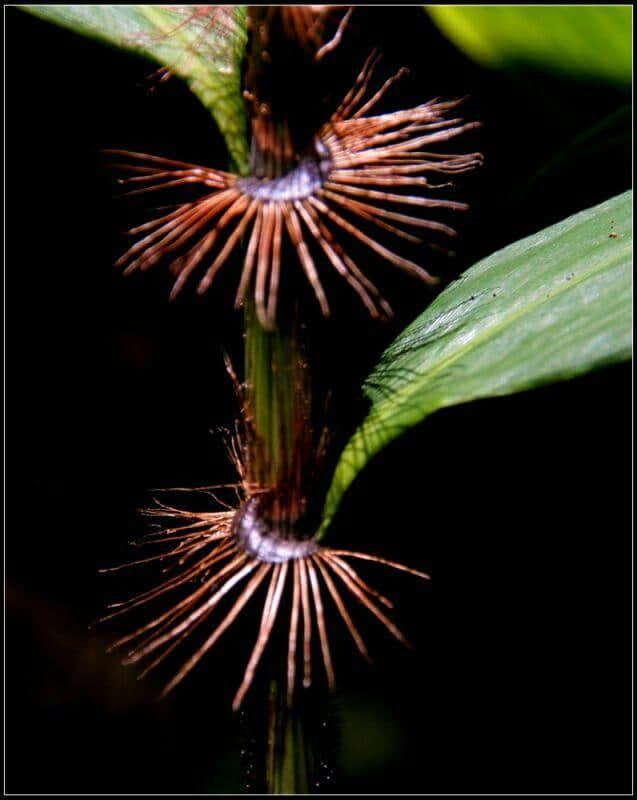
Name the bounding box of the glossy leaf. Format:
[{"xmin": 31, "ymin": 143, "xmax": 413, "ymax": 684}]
[
  {"xmin": 321, "ymin": 191, "xmax": 632, "ymax": 533},
  {"xmin": 426, "ymin": 6, "xmax": 632, "ymax": 86},
  {"xmin": 24, "ymin": 5, "xmax": 250, "ymax": 173}
]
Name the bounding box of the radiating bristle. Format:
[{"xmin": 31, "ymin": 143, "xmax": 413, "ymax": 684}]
[
  {"xmin": 328, "ymin": 549, "xmax": 431, "ymax": 580},
  {"xmin": 314, "ymin": 555, "xmax": 370, "ymax": 662},
  {"xmin": 315, "ymin": 7, "xmax": 353, "ymax": 62},
  {"xmin": 232, "ymin": 562, "xmax": 288, "ymax": 710},
  {"xmin": 160, "ymin": 562, "xmax": 270, "ymax": 697},
  {"xmin": 100, "ymin": 492, "xmax": 430, "ymax": 710},
  {"xmin": 307, "ymin": 557, "xmax": 335, "ymax": 690},
  {"xmin": 107, "ymin": 54, "xmax": 482, "ymax": 330},
  {"xmin": 287, "ymin": 561, "xmax": 302, "ymax": 706},
  {"xmin": 249, "ymin": 6, "xmax": 351, "ymax": 62}
]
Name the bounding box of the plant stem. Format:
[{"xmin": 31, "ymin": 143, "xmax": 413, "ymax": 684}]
[
  {"xmin": 243, "ymin": 301, "xmax": 318, "ymax": 793},
  {"xmin": 243, "ymin": 298, "xmax": 312, "ymax": 531},
  {"xmin": 267, "ymin": 681, "xmax": 311, "ymax": 794}
]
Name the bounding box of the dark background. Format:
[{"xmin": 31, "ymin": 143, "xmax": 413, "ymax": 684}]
[{"xmin": 5, "ymin": 6, "xmax": 632, "ymax": 794}]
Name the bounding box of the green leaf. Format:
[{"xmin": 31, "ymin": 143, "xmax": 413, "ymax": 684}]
[
  {"xmin": 320, "ymin": 191, "xmax": 632, "ymax": 534},
  {"xmin": 426, "ymin": 6, "xmax": 632, "ymax": 86},
  {"xmin": 24, "ymin": 5, "xmax": 249, "ymax": 173}
]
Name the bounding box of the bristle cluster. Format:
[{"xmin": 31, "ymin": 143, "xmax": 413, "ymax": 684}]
[
  {"xmin": 107, "ymin": 53, "xmax": 482, "ymax": 330},
  {"xmin": 100, "ymin": 495, "xmax": 429, "ymax": 710}
]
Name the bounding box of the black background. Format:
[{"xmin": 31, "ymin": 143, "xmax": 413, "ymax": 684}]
[{"xmin": 5, "ymin": 6, "xmax": 632, "ymax": 794}]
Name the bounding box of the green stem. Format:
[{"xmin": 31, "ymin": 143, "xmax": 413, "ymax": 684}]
[
  {"xmin": 267, "ymin": 681, "xmax": 311, "ymax": 794},
  {"xmin": 243, "ymin": 298, "xmax": 311, "ymax": 528},
  {"xmin": 243, "ymin": 302, "xmax": 317, "ymax": 793}
]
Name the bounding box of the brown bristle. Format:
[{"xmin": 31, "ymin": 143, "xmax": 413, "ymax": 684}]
[
  {"xmin": 99, "ymin": 494, "xmax": 430, "ymax": 710},
  {"xmin": 248, "ymin": 6, "xmax": 352, "ymax": 62},
  {"xmin": 106, "ymin": 54, "xmax": 482, "ymax": 330}
]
